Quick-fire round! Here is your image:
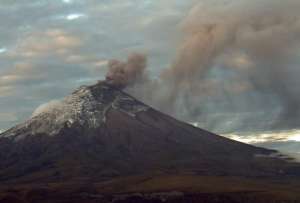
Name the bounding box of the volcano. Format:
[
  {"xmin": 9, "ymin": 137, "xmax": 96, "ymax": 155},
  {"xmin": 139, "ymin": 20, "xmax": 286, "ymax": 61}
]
[{"xmin": 0, "ymin": 81, "xmax": 300, "ymax": 202}]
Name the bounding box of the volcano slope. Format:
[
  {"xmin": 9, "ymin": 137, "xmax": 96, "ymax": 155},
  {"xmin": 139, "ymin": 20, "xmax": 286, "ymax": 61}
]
[{"xmin": 0, "ymin": 81, "xmax": 300, "ymax": 202}]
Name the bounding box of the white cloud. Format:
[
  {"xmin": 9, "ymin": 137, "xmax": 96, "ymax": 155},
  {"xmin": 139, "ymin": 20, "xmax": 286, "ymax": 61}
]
[
  {"xmin": 288, "ymin": 133, "xmax": 300, "ymax": 142},
  {"xmin": 0, "ymin": 47, "xmax": 7, "ymax": 53},
  {"xmin": 224, "ymin": 130, "xmax": 300, "ymax": 144},
  {"xmin": 62, "ymin": 0, "xmax": 72, "ymax": 4},
  {"xmin": 66, "ymin": 13, "xmax": 86, "ymax": 21}
]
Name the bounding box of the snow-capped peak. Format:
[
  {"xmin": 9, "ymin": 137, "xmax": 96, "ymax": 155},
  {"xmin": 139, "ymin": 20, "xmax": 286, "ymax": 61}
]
[{"xmin": 1, "ymin": 81, "xmax": 149, "ymax": 140}]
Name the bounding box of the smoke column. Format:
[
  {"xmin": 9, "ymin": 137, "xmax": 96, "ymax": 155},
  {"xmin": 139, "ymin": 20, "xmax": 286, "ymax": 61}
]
[
  {"xmin": 159, "ymin": 0, "xmax": 300, "ymax": 133},
  {"xmin": 105, "ymin": 53, "xmax": 147, "ymax": 88},
  {"xmin": 109, "ymin": 0, "xmax": 300, "ymax": 134}
]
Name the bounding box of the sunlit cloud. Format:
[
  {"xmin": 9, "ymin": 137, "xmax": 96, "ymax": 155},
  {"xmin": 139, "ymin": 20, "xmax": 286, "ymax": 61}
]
[
  {"xmin": 0, "ymin": 47, "xmax": 7, "ymax": 53},
  {"xmin": 62, "ymin": 0, "xmax": 72, "ymax": 4},
  {"xmin": 7, "ymin": 29, "xmax": 82, "ymax": 58},
  {"xmin": 224, "ymin": 130, "xmax": 300, "ymax": 144},
  {"xmin": 289, "ymin": 133, "xmax": 300, "ymax": 142},
  {"xmin": 93, "ymin": 60, "xmax": 109, "ymax": 67},
  {"xmin": 222, "ymin": 130, "xmax": 300, "ymax": 161},
  {"xmin": 66, "ymin": 13, "xmax": 86, "ymax": 21}
]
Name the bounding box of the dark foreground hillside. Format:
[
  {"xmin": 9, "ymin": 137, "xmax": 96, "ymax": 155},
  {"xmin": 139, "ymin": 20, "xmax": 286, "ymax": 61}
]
[{"xmin": 1, "ymin": 175, "xmax": 300, "ymax": 203}]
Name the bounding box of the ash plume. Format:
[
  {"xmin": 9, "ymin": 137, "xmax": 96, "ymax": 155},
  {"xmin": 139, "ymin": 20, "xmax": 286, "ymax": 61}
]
[
  {"xmin": 158, "ymin": 0, "xmax": 300, "ymax": 132},
  {"xmin": 108, "ymin": 0, "xmax": 300, "ymax": 134},
  {"xmin": 105, "ymin": 53, "xmax": 147, "ymax": 88}
]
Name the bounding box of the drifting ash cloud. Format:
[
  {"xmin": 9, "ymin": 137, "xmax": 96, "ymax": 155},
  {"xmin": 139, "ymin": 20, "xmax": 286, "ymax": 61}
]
[
  {"xmin": 105, "ymin": 53, "xmax": 147, "ymax": 88},
  {"xmin": 108, "ymin": 0, "xmax": 300, "ymax": 134}
]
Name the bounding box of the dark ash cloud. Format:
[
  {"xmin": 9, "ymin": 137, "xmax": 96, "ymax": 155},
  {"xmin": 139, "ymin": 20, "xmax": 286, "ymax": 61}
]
[{"xmin": 106, "ymin": 53, "xmax": 147, "ymax": 88}]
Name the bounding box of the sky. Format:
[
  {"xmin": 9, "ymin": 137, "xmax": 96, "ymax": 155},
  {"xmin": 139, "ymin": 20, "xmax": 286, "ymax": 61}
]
[{"xmin": 0, "ymin": 0, "xmax": 300, "ymax": 158}]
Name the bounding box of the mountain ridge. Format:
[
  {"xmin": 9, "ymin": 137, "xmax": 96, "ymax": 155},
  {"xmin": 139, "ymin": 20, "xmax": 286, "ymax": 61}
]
[{"xmin": 0, "ymin": 81, "xmax": 299, "ymax": 185}]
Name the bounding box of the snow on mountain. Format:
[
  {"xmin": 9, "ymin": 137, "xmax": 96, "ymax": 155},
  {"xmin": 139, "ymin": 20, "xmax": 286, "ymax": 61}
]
[{"xmin": 1, "ymin": 81, "xmax": 149, "ymax": 140}]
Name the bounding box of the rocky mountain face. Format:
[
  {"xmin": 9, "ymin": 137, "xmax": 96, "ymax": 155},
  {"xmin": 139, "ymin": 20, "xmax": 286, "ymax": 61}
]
[{"xmin": 0, "ymin": 81, "xmax": 299, "ymax": 184}]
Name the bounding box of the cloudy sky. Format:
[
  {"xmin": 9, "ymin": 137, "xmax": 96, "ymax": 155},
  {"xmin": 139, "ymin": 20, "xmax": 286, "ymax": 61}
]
[
  {"xmin": 0, "ymin": 0, "xmax": 300, "ymax": 158},
  {"xmin": 0, "ymin": 0, "xmax": 191, "ymax": 128}
]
